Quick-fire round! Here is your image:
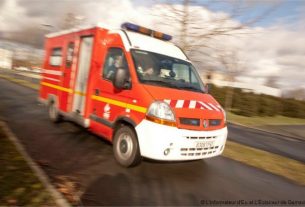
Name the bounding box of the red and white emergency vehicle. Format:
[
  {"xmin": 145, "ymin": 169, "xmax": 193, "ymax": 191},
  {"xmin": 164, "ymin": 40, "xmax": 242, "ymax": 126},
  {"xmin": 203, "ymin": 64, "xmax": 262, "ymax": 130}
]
[{"xmin": 39, "ymin": 22, "xmax": 228, "ymax": 167}]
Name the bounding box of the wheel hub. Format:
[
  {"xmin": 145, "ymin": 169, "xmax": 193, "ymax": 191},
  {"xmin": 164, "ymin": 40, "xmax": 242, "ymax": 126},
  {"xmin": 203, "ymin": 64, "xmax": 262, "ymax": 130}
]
[
  {"xmin": 117, "ymin": 133, "xmax": 133, "ymax": 160},
  {"xmin": 120, "ymin": 139, "xmax": 128, "ymax": 153}
]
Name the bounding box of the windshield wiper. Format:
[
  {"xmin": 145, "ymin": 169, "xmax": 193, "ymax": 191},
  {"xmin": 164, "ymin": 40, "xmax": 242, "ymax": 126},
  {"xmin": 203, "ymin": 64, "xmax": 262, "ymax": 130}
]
[
  {"xmin": 176, "ymin": 85, "xmax": 204, "ymax": 93},
  {"xmin": 142, "ymin": 79, "xmax": 204, "ymax": 93},
  {"xmin": 141, "ymin": 79, "xmax": 175, "ymax": 87}
]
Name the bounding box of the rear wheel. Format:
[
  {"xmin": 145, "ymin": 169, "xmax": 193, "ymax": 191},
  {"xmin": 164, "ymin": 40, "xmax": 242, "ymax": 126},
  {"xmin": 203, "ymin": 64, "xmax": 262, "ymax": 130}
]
[
  {"xmin": 48, "ymin": 102, "xmax": 62, "ymax": 123},
  {"xmin": 113, "ymin": 125, "xmax": 141, "ymax": 167}
]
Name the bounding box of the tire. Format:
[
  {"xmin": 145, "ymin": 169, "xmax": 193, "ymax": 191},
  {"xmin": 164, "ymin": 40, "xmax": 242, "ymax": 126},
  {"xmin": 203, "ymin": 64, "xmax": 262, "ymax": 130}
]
[
  {"xmin": 48, "ymin": 102, "xmax": 62, "ymax": 123},
  {"xmin": 113, "ymin": 125, "xmax": 141, "ymax": 167}
]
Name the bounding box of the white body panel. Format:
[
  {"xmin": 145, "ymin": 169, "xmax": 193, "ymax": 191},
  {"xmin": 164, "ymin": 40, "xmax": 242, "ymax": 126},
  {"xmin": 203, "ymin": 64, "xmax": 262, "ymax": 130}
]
[
  {"xmin": 125, "ymin": 31, "xmax": 187, "ymax": 60},
  {"xmin": 136, "ymin": 120, "xmax": 228, "ymax": 161}
]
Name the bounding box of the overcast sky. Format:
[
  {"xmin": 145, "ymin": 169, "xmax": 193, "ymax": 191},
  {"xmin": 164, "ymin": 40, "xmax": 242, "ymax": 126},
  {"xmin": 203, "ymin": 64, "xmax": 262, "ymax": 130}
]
[{"xmin": 0, "ymin": 0, "xmax": 304, "ymax": 90}]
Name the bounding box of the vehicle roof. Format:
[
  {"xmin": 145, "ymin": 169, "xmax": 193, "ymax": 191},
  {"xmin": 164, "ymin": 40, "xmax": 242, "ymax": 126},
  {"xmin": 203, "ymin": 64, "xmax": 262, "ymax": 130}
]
[
  {"xmin": 45, "ymin": 23, "xmax": 109, "ymax": 38},
  {"xmin": 45, "ymin": 24, "xmax": 188, "ymax": 61}
]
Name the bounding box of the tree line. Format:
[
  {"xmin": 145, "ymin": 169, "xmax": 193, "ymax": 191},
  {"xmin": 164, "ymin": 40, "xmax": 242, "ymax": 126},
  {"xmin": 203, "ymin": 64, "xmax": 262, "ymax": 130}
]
[{"xmin": 209, "ymin": 84, "xmax": 305, "ymax": 118}]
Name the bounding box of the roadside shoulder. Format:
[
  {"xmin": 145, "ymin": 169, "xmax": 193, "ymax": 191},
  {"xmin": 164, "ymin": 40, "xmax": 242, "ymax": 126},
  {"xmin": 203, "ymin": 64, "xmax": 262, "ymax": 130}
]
[{"xmin": 0, "ymin": 120, "xmax": 70, "ymax": 207}]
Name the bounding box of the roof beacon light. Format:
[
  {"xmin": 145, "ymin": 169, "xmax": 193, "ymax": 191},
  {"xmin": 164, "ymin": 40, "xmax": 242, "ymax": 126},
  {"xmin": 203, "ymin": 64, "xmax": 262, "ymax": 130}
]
[{"xmin": 121, "ymin": 22, "xmax": 172, "ymax": 41}]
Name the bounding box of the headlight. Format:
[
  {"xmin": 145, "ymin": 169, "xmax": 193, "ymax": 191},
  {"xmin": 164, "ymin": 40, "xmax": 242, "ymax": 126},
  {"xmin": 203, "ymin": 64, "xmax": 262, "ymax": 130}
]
[{"xmin": 146, "ymin": 101, "xmax": 176, "ymax": 127}]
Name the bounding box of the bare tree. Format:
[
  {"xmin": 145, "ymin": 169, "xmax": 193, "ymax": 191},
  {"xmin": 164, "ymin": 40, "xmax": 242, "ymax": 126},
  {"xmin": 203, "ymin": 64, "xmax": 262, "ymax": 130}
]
[
  {"xmin": 153, "ymin": 0, "xmax": 279, "ymax": 111},
  {"xmin": 154, "ymin": 0, "xmax": 280, "ymax": 59},
  {"xmin": 218, "ymin": 49, "xmax": 245, "ymax": 111},
  {"xmin": 264, "ymin": 76, "xmax": 279, "ymax": 88},
  {"xmin": 60, "ymin": 12, "xmax": 85, "ymax": 30}
]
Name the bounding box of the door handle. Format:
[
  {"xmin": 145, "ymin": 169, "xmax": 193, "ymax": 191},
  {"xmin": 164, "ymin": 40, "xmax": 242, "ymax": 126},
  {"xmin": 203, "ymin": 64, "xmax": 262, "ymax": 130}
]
[{"xmin": 95, "ymin": 89, "xmax": 100, "ymax": 95}]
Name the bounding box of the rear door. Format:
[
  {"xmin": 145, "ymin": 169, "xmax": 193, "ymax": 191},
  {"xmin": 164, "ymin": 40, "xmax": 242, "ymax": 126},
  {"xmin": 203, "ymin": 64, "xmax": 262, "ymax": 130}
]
[
  {"xmin": 60, "ymin": 41, "xmax": 75, "ymax": 112},
  {"xmin": 72, "ymin": 36, "xmax": 93, "ymax": 115}
]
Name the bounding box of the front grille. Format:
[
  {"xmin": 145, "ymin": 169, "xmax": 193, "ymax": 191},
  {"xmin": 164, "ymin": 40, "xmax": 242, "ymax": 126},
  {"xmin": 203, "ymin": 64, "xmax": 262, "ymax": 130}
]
[
  {"xmin": 180, "ymin": 146, "xmax": 219, "ymax": 156},
  {"xmin": 185, "ymin": 136, "xmax": 217, "ymax": 140},
  {"xmin": 180, "ymin": 118, "xmax": 200, "ymax": 126},
  {"xmin": 179, "ymin": 118, "xmax": 222, "ymax": 128}
]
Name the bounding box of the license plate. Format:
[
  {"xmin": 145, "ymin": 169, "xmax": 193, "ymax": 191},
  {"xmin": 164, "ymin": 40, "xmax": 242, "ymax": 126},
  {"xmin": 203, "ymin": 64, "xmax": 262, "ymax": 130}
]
[{"xmin": 196, "ymin": 141, "xmax": 214, "ymax": 148}]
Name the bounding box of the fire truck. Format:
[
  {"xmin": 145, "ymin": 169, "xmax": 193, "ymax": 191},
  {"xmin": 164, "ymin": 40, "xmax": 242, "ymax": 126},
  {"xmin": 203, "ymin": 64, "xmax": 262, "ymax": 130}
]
[{"xmin": 39, "ymin": 22, "xmax": 228, "ymax": 167}]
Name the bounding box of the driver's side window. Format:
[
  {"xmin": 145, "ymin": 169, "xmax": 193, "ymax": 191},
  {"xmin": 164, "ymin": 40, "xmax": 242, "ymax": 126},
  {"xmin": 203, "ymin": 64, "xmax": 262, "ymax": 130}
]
[{"xmin": 102, "ymin": 48, "xmax": 128, "ymax": 81}]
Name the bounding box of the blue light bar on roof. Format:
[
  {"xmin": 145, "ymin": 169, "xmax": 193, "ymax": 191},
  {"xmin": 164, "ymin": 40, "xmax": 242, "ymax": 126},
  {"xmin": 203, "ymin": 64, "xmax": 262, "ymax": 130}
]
[{"xmin": 121, "ymin": 22, "xmax": 172, "ymax": 41}]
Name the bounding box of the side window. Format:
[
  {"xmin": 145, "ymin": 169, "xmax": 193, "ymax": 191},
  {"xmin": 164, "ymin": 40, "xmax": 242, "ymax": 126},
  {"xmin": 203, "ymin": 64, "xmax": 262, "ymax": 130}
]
[
  {"xmin": 102, "ymin": 48, "xmax": 128, "ymax": 81},
  {"xmin": 173, "ymin": 64, "xmax": 190, "ymax": 82},
  {"xmin": 190, "ymin": 70, "xmax": 198, "ymax": 84},
  {"xmin": 66, "ymin": 42, "xmax": 74, "ymax": 68},
  {"xmin": 49, "ymin": 48, "xmax": 62, "ymax": 66}
]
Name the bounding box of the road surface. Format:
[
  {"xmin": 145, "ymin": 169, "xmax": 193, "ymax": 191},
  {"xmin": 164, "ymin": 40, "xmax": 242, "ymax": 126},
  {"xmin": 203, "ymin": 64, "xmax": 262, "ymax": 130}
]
[
  {"xmin": 228, "ymin": 124, "xmax": 305, "ymax": 163},
  {"xmin": 0, "ymin": 78, "xmax": 305, "ymax": 205}
]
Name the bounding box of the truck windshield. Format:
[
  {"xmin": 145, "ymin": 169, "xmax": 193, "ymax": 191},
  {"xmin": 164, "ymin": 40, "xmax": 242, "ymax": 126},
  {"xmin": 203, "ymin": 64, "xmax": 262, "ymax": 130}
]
[{"xmin": 131, "ymin": 49, "xmax": 206, "ymax": 93}]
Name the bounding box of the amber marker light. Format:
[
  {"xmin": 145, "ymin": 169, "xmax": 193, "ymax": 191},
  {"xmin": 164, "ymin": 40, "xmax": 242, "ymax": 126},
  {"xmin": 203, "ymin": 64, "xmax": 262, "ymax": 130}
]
[
  {"xmin": 146, "ymin": 115, "xmax": 177, "ymax": 127},
  {"xmin": 145, "ymin": 101, "xmax": 177, "ymax": 127}
]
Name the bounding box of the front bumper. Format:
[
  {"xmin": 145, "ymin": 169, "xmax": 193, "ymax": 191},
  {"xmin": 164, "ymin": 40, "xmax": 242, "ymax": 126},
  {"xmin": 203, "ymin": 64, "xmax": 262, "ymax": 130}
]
[{"xmin": 135, "ymin": 119, "xmax": 228, "ymax": 161}]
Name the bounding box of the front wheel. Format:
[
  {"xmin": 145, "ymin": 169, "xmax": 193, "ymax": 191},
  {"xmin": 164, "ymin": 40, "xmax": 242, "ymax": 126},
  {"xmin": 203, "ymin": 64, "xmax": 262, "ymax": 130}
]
[
  {"xmin": 113, "ymin": 125, "xmax": 141, "ymax": 167},
  {"xmin": 48, "ymin": 102, "xmax": 62, "ymax": 123}
]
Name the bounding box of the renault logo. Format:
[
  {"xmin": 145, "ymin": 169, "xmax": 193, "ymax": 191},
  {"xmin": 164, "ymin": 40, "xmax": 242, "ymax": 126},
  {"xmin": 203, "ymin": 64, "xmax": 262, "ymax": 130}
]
[{"xmin": 203, "ymin": 119, "xmax": 208, "ymax": 128}]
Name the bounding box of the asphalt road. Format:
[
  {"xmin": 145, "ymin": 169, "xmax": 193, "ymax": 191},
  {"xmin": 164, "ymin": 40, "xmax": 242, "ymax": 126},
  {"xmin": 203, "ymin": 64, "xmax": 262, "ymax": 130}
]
[
  {"xmin": 1, "ymin": 78, "xmax": 305, "ymax": 205},
  {"xmin": 259, "ymin": 124, "xmax": 305, "ymax": 140},
  {"xmin": 228, "ymin": 124, "xmax": 305, "ymax": 163}
]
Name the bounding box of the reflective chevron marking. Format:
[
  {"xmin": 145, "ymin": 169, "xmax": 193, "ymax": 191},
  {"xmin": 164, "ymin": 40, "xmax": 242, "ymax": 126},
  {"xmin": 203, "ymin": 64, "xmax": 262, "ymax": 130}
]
[{"xmin": 164, "ymin": 99, "xmax": 224, "ymax": 111}]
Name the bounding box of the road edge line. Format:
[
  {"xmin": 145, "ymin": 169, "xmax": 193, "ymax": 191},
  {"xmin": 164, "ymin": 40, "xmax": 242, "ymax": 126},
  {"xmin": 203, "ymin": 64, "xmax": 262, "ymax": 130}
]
[
  {"xmin": 0, "ymin": 121, "xmax": 71, "ymax": 207},
  {"xmin": 228, "ymin": 121, "xmax": 305, "ymax": 142}
]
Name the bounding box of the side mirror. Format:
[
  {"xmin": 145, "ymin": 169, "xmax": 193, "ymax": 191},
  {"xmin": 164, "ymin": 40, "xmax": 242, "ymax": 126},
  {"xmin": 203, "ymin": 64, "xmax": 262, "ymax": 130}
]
[
  {"xmin": 113, "ymin": 68, "xmax": 131, "ymax": 90},
  {"xmin": 204, "ymin": 83, "xmax": 210, "ymax": 93}
]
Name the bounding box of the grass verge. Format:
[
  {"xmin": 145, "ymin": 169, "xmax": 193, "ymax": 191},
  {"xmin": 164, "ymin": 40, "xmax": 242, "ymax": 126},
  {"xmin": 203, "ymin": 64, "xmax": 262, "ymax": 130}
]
[
  {"xmin": 223, "ymin": 141, "xmax": 305, "ymax": 185},
  {"xmin": 0, "ymin": 126, "xmax": 55, "ymax": 206},
  {"xmin": 227, "ymin": 111, "xmax": 305, "ymax": 126}
]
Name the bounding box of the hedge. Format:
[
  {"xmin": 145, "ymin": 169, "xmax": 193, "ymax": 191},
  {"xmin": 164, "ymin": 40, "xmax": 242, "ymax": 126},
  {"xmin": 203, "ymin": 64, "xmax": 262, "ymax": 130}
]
[{"xmin": 208, "ymin": 84, "xmax": 305, "ymax": 118}]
